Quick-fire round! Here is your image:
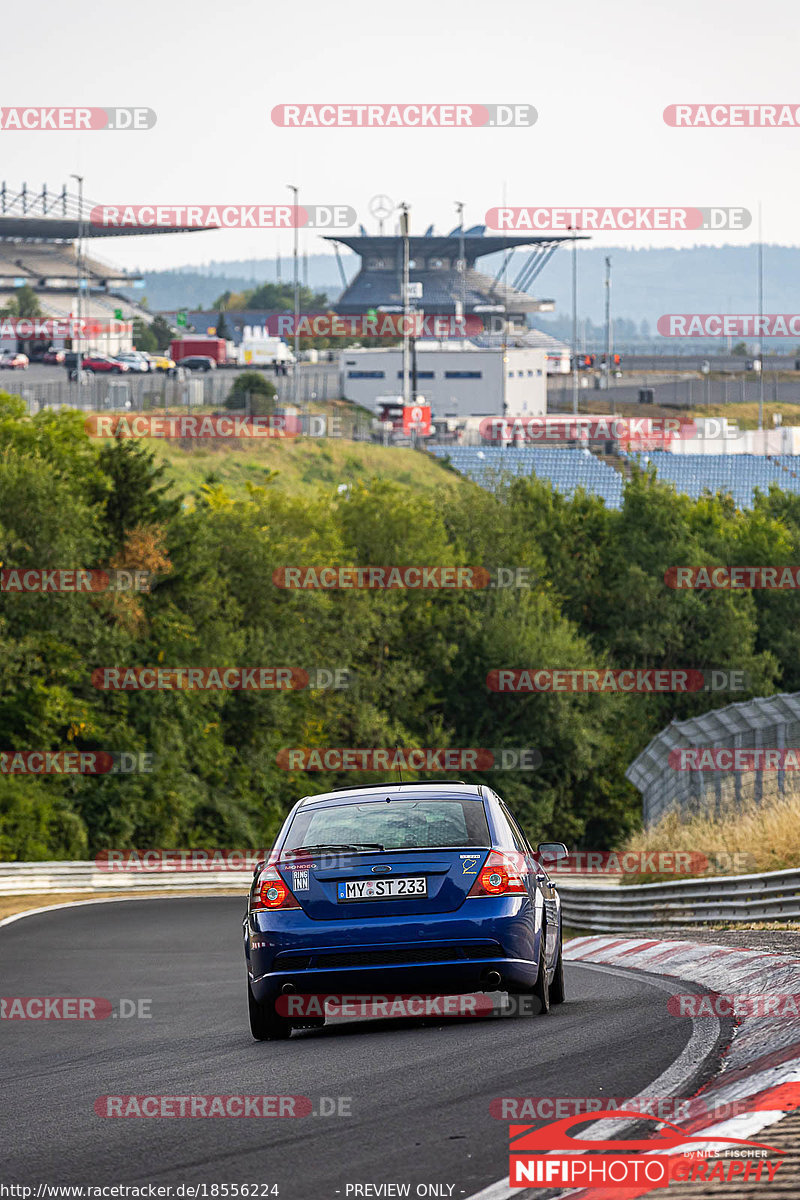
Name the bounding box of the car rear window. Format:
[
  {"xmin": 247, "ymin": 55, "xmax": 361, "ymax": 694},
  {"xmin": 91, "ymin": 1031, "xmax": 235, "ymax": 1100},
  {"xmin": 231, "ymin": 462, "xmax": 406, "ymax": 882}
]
[{"xmin": 283, "ymin": 798, "xmax": 490, "ymax": 851}]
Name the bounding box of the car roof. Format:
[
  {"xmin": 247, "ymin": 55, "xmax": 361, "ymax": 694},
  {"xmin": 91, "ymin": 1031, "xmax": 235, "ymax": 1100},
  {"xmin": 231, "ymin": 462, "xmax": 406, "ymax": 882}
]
[{"xmin": 298, "ymin": 782, "xmax": 486, "ymax": 809}]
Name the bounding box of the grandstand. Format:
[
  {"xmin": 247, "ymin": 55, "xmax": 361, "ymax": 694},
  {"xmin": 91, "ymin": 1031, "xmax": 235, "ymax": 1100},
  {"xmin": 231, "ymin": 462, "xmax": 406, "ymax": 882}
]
[
  {"xmin": 626, "ymin": 451, "xmax": 800, "ymax": 507},
  {"xmin": 427, "ymin": 444, "xmax": 625, "ymax": 509},
  {"xmin": 324, "ymin": 225, "xmax": 583, "ymax": 329},
  {"xmin": 427, "ymin": 444, "xmax": 800, "ymax": 511},
  {"xmin": 0, "ymin": 182, "xmax": 208, "ymax": 354}
]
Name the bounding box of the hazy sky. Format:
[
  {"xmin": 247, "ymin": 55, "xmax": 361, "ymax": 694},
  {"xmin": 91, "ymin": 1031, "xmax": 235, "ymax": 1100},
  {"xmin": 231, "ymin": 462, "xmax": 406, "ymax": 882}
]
[{"xmin": 3, "ymin": 0, "xmax": 800, "ymax": 272}]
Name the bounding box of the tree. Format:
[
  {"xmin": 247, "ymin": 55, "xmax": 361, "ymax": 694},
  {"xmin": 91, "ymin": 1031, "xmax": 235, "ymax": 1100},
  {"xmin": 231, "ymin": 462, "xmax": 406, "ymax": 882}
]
[
  {"xmin": 216, "ymin": 311, "xmax": 230, "ymax": 340},
  {"xmin": 1, "ymin": 285, "xmax": 43, "ymax": 319},
  {"xmin": 132, "ymin": 317, "xmax": 157, "ymax": 353},
  {"xmin": 92, "ymin": 438, "xmax": 181, "ymax": 548},
  {"xmin": 732, "ymin": 342, "xmax": 749, "ymax": 357},
  {"xmin": 149, "ymin": 315, "xmax": 175, "ymax": 352},
  {"xmin": 225, "ymin": 371, "xmax": 277, "ymax": 416}
]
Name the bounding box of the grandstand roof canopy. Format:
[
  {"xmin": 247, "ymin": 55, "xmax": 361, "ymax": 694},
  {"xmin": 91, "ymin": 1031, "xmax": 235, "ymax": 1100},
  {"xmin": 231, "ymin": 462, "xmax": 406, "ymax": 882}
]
[
  {"xmin": 325, "ymin": 228, "xmax": 587, "ymax": 316},
  {"xmin": 0, "ymin": 184, "xmax": 209, "ymax": 239},
  {"xmin": 324, "ymin": 233, "xmax": 585, "ymax": 264}
]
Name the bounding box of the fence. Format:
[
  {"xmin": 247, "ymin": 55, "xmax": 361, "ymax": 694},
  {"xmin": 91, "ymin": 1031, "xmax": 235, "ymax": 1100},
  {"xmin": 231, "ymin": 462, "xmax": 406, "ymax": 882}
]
[
  {"xmin": 0, "ymin": 365, "xmax": 340, "ymax": 414},
  {"xmin": 627, "ymin": 692, "xmax": 800, "ymax": 828},
  {"xmin": 558, "ymin": 866, "xmax": 800, "ymax": 930},
  {"xmin": 548, "ymin": 376, "xmax": 800, "ymax": 410}
]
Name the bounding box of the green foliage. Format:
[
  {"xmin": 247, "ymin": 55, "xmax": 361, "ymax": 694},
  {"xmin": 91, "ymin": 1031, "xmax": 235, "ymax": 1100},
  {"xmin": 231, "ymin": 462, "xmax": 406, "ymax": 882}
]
[
  {"xmin": 1, "ymin": 395, "xmax": 798, "ymax": 859},
  {"xmin": 225, "ymin": 371, "xmax": 277, "ymax": 416},
  {"xmin": 213, "ymin": 283, "xmax": 328, "ymax": 311},
  {"xmin": 132, "ymin": 317, "xmax": 158, "ymax": 354},
  {"xmin": 149, "ymin": 315, "xmax": 175, "ymax": 352},
  {"xmin": 1, "ymin": 285, "xmax": 44, "ymax": 320}
]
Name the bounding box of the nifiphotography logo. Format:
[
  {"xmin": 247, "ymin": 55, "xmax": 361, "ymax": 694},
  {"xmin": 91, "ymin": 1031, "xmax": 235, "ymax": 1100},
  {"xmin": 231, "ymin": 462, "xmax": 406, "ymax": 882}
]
[{"xmin": 508, "ymin": 1110, "xmax": 784, "ymax": 1188}]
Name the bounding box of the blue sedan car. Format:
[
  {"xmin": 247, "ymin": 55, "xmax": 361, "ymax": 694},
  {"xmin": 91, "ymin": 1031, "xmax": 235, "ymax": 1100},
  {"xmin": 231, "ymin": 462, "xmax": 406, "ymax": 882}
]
[{"xmin": 244, "ymin": 782, "xmax": 568, "ymax": 1040}]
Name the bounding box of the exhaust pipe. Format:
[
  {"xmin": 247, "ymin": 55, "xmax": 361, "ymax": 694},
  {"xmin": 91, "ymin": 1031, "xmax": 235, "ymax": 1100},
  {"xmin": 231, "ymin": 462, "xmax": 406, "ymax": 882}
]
[
  {"xmin": 485, "ymin": 970, "xmax": 502, "ymax": 989},
  {"xmin": 281, "ymin": 982, "xmax": 297, "ymax": 995}
]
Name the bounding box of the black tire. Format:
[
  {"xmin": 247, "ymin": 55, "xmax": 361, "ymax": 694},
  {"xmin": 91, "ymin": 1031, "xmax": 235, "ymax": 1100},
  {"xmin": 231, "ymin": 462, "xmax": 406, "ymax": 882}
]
[
  {"xmin": 533, "ymin": 935, "xmax": 551, "ymax": 1015},
  {"xmin": 247, "ymin": 980, "xmax": 292, "ymax": 1041},
  {"xmin": 550, "ymin": 940, "xmax": 566, "ymax": 1005}
]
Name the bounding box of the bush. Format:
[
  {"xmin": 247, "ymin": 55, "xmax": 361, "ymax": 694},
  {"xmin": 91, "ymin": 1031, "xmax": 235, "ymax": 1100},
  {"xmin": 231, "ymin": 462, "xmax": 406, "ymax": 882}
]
[{"xmin": 225, "ymin": 371, "xmax": 277, "ymax": 416}]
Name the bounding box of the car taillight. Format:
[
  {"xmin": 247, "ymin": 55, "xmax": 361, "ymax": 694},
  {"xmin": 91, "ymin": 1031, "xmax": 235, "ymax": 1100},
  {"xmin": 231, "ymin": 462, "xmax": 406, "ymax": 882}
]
[
  {"xmin": 468, "ymin": 851, "xmax": 529, "ymax": 897},
  {"xmin": 250, "ymin": 866, "xmax": 300, "ymax": 911}
]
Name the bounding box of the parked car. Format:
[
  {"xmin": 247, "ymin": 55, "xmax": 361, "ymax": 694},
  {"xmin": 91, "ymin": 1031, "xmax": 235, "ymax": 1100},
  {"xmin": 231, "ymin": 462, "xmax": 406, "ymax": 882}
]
[
  {"xmin": 114, "ymin": 351, "xmax": 150, "ymax": 373},
  {"xmin": 179, "ymin": 355, "xmax": 216, "ymax": 372},
  {"xmin": 0, "ymin": 351, "xmax": 29, "ymax": 369},
  {"xmin": 148, "ymin": 353, "xmax": 178, "ymax": 376},
  {"xmin": 244, "ymin": 781, "xmax": 567, "ymax": 1040},
  {"xmin": 80, "ymin": 354, "xmax": 130, "ymax": 374},
  {"xmin": 42, "ymin": 348, "xmax": 65, "ymax": 365}
]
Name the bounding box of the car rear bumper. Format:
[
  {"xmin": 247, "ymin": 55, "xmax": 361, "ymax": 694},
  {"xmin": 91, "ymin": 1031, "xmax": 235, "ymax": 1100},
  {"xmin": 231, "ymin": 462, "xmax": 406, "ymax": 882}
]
[{"xmin": 245, "ymin": 900, "xmax": 542, "ymax": 1003}]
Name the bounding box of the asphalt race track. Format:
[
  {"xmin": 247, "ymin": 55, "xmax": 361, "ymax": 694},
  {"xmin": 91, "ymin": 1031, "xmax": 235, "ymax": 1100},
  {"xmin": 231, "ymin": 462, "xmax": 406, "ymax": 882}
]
[{"xmin": 1, "ymin": 898, "xmax": 727, "ymax": 1198}]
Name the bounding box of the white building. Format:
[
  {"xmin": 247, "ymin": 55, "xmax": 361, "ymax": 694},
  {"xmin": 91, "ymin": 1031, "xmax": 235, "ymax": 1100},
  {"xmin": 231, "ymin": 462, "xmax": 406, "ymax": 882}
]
[{"xmin": 340, "ymin": 343, "xmax": 546, "ymax": 418}]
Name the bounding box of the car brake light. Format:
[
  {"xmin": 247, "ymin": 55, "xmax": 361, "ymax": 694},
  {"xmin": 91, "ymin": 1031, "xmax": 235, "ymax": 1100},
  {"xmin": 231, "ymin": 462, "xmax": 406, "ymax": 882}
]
[
  {"xmin": 468, "ymin": 850, "xmax": 529, "ymax": 897},
  {"xmin": 250, "ymin": 865, "xmax": 301, "ymax": 911}
]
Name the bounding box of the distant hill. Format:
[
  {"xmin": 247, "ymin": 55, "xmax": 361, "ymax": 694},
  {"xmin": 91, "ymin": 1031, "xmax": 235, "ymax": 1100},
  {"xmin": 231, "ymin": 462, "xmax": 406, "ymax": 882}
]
[{"xmin": 119, "ymin": 244, "xmax": 799, "ymax": 331}]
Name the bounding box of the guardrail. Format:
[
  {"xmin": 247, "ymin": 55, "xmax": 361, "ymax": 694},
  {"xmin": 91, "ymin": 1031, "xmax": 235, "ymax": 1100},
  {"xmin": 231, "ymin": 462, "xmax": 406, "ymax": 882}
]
[
  {"xmin": 0, "ymin": 861, "xmax": 252, "ymax": 895},
  {"xmin": 558, "ymin": 866, "xmax": 800, "ymax": 930},
  {"xmin": 2, "ymin": 862, "xmax": 798, "ymax": 928}
]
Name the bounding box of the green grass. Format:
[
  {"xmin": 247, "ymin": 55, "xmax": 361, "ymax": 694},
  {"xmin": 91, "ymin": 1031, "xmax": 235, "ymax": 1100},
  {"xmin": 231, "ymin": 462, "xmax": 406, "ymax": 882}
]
[{"xmin": 154, "ymin": 436, "xmax": 467, "ymax": 505}]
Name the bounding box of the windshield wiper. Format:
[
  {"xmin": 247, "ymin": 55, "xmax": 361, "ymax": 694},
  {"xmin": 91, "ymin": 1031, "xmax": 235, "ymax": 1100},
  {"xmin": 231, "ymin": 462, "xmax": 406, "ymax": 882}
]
[{"xmin": 285, "ymin": 842, "xmax": 386, "ymax": 855}]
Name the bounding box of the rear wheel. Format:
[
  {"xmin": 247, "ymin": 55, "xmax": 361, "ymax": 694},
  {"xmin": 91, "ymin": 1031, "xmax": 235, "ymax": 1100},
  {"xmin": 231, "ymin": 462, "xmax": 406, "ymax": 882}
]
[
  {"xmin": 533, "ymin": 938, "xmax": 551, "ymax": 1015},
  {"xmin": 247, "ymin": 980, "xmax": 292, "ymax": 1041},
  {"xmin": 550, "ymin": 941, "xmax": 566, "ymax": 1005}
]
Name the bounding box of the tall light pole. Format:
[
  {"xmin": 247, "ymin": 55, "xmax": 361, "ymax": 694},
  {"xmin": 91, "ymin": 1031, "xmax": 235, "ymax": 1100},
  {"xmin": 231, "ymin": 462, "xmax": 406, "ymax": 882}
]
[
  {"xmin": 287, "ymin": 184, "xmax": 300, "ymax": 406},
  {"xmin": 570, "ymin": 225, "xmax": 579, "ymax": 415},
  {"xmin": 758, "ymin": 202, "xmax": 764, "ymax": 432},
  {"xmin": 400, "ymin": 203, "xmax": 411, "ymax": 406},
  {"xmin": 604, "ymin": 255, "xmax": 612, "ymax": 407},
  {"xmin": 70, "ymin": 174, "xmax": 84, "ymax": 381},
  {"xmin": 455, "ymin": 201, "xmax": 466, "ymax": 337}
]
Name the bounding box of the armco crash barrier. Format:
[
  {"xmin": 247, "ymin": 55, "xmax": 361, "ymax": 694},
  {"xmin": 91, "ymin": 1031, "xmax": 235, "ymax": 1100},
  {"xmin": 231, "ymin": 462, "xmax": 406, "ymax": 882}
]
[
  {"xmin": 558, "ymin": 866, "xmax": 800, "ymax": 930},
  {"xmin": 2, "ymin": 863, "xmax": 799, "ymax": 921},
  {"xmin": 0, "ymin": 861, "xmax": 253, "ymax": 895}
]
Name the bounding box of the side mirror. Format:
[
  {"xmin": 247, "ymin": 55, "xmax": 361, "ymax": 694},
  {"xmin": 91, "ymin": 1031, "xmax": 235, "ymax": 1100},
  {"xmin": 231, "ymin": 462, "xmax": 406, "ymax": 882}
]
[{"xmin": 536, "ymin": 841, "xmax": 569, "ymax": 866}]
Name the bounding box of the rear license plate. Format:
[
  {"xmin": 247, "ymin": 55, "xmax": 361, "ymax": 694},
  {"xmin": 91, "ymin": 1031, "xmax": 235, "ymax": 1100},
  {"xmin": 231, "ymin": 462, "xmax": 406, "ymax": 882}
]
[{"xmin": 337, "ymin": 877, "xmax": 427, "ymax": 902}]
